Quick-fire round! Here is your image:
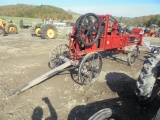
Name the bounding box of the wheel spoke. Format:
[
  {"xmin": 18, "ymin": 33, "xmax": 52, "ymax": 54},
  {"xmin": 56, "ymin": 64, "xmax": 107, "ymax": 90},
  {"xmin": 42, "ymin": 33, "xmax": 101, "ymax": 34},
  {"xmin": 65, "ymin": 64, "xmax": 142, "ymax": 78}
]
[
  {"xmin": 78, "ymin": 52, "xmax": 102, "ymax": 85},
  {"xmin": 82, "ymin": 71, "xmax": 92, "ymax": 83},
  {"xmin": 49, "ymin": 44, "xmax": 69, "ymax": 69},
  {"xmin": 128, "ymin": 47, "xmax": 139, "ymax": 66},
  {"xmin": 76, "ymin": 13, "xmax": 101, "ymax": 46}
]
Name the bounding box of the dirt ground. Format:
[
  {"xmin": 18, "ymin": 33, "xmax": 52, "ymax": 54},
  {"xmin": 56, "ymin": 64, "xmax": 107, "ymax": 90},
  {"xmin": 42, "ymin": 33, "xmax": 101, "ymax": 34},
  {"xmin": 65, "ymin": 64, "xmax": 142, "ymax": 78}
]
[{"xmin": 0, "ymin": 29, "xmax": 160, "ymax": 120}]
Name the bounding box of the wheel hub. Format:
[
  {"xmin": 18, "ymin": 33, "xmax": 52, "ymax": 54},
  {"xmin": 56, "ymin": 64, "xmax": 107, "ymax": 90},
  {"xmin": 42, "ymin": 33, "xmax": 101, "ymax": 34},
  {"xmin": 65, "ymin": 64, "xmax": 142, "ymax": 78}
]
[
  {"xmin": 35, "ymin": 28, "xmax": 41, "ymax": 36},
  {"xmin": 47, "ymin": 29, "xmax": 55, "ymax": 38},
  {"xmin": 9, "ymin": 27, "xmax": 15, "ymax": 33}
]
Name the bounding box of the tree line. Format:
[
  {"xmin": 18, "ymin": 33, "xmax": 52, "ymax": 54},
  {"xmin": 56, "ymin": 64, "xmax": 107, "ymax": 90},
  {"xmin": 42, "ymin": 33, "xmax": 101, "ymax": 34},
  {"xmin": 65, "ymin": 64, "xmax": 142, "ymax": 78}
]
[
  {"xmin": 117, "ymin": 14, "xmax": 160, "ymax": 27},
  {"xmin": 0, "ymin": 4, "xmax": 160, "ymax": 27},
  {"xmin": 0, "ymin": 4, "xmax": 73, "ymax": 21}
]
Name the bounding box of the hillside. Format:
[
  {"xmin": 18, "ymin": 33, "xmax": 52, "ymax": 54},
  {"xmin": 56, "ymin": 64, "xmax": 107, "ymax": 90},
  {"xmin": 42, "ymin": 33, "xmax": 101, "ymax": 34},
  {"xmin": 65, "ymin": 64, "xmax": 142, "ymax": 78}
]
[
  {"xmin": 0, "ymin": 4, "xmax": 159, "ymax": 27},
  {"xmin": 0, "ymin": 4, "xmax": 75, "ymax": 21},
  {"xmin": 113, "ymin": 14, "xmax": 160, "ymax": 27}
]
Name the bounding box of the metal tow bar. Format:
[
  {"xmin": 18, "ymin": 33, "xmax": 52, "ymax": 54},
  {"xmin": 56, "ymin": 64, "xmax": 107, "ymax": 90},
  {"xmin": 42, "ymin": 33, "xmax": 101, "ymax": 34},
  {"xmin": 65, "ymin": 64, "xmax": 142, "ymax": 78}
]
[
  {"xmin": 143, "ymin": 40, "xmax": 160, "ymax": 52},
  {"xmin": 9, "ymin": 56, "xmax": 78, "ymax": 96}
]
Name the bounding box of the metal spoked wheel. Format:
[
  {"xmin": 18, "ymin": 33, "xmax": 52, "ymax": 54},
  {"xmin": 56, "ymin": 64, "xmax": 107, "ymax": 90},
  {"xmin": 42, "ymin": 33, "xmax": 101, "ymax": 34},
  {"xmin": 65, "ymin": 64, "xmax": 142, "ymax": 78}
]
[
  {"xmin": 49, "ymin": 44, "xmax": 69, "ymax": 69},
  {"xmin": 128, "ymin": 46, "xmax": 139, "ymax": 66},
  {"xmin": 77, "ymin": 52, "xmax": 102, "ymax": 85}
]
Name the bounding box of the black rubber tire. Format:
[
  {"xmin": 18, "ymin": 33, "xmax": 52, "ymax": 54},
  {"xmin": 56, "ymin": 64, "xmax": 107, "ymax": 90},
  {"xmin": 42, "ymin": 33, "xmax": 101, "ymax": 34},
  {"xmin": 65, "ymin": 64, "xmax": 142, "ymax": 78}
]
[
  {"xmin": 41, "ymin": 24, "xmax": 57, "ymax": 39},
  {"xmin": 30, "ymin": 23, "xmax": 42, "ymax": 36},
  {"xmin": 0, "ymin": 26, "xmax": 5, "ymax": 36},
  {"xmin": 88, "ymin": 108, "xmax": 122, "ymax": 120},
  {"xmin": 5, "ymin": 24, "xmax": 18, "ymax": 34},
  {"xmin": 135, "ymin": 54, "xmax": 160, "ymax": 102},
  {"xmin": 155, "ymin": 108, "xmax": 160, "ymax": 120}
]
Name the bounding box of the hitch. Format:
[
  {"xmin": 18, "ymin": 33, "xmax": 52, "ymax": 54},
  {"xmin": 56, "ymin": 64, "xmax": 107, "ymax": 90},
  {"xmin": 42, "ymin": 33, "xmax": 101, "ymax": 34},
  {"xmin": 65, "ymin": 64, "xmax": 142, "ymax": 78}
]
[
  {"xmin": 9, "ymin": 56, "xmax": 78, "ymax": 96},
  {"xmin": 143, "ymin": 40, "xmax": 160, "ymax": 53}
]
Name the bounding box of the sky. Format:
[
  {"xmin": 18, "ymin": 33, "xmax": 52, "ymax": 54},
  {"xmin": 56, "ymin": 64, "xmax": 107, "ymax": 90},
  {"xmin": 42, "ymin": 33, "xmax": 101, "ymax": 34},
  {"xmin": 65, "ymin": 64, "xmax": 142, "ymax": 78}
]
[{"xmin": 0, "ymin": 0, "xmax": 160, "ymax": 17}]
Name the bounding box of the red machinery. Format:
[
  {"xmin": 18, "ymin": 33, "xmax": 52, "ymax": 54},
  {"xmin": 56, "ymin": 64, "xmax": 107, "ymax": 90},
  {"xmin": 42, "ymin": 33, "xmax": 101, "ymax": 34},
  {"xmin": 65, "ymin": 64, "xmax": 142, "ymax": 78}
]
[
  {"xmin": 68, "ymin": 13, "xmax": 143, "ymax": 59},
  {"xmin": 49, "ymin": 13, "xmax": 143, "ymax": 84},
  {"xmin": 10, "ymin": 13, "xmax": 143, "ymax": 95}
]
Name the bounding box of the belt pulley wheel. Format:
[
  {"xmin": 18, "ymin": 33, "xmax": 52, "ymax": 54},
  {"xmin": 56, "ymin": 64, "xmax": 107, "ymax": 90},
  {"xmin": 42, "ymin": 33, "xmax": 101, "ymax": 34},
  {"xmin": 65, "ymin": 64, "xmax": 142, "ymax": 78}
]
[
  {"xmin": 75, "ymin": 13, "xmax": 101, "ymax": 47},
  {"xmin": 46, "ymin": 29, "xmax": 55, "ymax": 39}
]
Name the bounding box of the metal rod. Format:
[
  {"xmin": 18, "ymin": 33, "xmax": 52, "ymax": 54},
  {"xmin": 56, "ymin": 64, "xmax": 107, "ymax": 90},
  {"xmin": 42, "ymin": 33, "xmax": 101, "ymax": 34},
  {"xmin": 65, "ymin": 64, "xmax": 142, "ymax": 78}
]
[
  {"xmin": 9, "ymin": 57, "xmax": 78, "ymax": 96},
  {"xmin": 110, "ymin": 16, "xmax": 118, "ymax": 22}
]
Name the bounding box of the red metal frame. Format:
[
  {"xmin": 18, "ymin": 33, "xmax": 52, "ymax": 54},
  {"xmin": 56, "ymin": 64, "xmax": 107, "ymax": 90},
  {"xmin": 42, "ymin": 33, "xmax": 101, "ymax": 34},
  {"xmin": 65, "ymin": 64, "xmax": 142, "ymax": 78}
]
[{"xmin": 68, "ymin": 14, "xmax": 143, "ymax": 60}]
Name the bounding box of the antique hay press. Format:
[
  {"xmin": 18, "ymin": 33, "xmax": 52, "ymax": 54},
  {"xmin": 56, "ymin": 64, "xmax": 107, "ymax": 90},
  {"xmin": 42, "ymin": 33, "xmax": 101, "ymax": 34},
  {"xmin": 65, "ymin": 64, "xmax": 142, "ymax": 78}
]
[{"xmin": 9, "ymin": 13, "xmax": 143, "ymax": 95}]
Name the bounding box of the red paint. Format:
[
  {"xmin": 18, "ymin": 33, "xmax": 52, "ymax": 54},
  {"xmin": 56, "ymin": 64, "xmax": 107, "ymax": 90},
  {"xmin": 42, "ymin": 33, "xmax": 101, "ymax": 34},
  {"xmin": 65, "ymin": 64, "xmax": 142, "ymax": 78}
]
[{"xmin": 68, "ymin": 14, "xmax": 143, "ymax": 60}]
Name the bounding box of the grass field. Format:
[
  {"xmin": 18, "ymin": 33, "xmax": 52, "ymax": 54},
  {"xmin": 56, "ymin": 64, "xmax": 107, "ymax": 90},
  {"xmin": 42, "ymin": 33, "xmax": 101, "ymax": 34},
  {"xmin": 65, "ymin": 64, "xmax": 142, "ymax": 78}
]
[
  {"xmin": 0, "ymin": 14, "xmax": 80, "ymax": 28},
  {"xmin": 0, "ymin": 16, "xmax": 42, "ymax": 28}
]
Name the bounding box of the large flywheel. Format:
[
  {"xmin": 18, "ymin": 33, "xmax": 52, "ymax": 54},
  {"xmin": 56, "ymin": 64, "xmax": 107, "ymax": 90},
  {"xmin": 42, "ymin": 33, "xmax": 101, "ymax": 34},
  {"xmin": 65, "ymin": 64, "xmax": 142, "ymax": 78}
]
[{"xmin": 75, "ymin": 13, "xmax": 101, "ymax": 47}]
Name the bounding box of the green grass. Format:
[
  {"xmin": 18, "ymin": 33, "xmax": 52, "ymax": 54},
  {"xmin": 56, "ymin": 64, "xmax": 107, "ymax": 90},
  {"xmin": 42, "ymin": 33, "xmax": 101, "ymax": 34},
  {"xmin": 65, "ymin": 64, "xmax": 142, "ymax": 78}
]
[
  {"xmin": 0, "ymin": 14, "xmax": 80, "ymax": 28},
  {"xmin": 0, "ymin": 16, "xmax": 42, "ymax": 28},
  {"xmin": 1, "ymin": 14, "xmax": 80, "ymax": 25}
]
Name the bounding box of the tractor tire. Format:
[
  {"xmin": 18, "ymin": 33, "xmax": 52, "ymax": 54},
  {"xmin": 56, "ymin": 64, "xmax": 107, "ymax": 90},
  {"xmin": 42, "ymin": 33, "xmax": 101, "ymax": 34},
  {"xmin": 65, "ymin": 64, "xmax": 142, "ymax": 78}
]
[
  {"xmin": 5, "ymin": 24, "xmax": 18, "ymax": 34},
  {"xmin": 41, "ymin": 24, "xmax": 57, "ymax": 39},
  {"xmin": 30, "ymin": 23, "xmax": 42, "ymax": 37},
  {"xmin": 88, "ymin": 108, "xmax": 122, "ymax": 120},
  {"xmin": 135, "ymin": 54, "xmax": 160, "ymax": 102},
  {"xmin": 0, "ymin": 26, "xmax": 4, "ymax": 36}
]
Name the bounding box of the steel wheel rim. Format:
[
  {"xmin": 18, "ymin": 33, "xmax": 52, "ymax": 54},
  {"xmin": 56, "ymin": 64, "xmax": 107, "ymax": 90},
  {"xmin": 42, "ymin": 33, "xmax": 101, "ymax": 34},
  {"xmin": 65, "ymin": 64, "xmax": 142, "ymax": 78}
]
[
  {"xmin": 78, "ymin": 52, "xmax": 102, "ymax": 84},
  {"xmin": 49, "ymin": 44, "xmax": 69, "ymax": 69},
  {"xmin": 130, "ymin": 50, "xmax": 137, "ymax": 64},
  {"xmin": 47, "ymin": 29, "xmax": 55, "ymax": 39}
]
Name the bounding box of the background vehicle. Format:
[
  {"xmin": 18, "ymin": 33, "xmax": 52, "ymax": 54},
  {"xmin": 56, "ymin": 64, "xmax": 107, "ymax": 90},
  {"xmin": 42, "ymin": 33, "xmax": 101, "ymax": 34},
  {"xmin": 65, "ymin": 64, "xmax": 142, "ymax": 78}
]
[
  {"xmin": 144, "ymin": 24, "xmax": 159, "ymax": 37},
  {"xmin": 0, "ymin": 18, "xmax": 18, "ymax": 36},
  {"xmin": 89, "ymin": 40, "xmax": 160, "ymax": 120},
  {"xmin": 30, "ymin": 18, "xmax": 57, "ymax": 39}
]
